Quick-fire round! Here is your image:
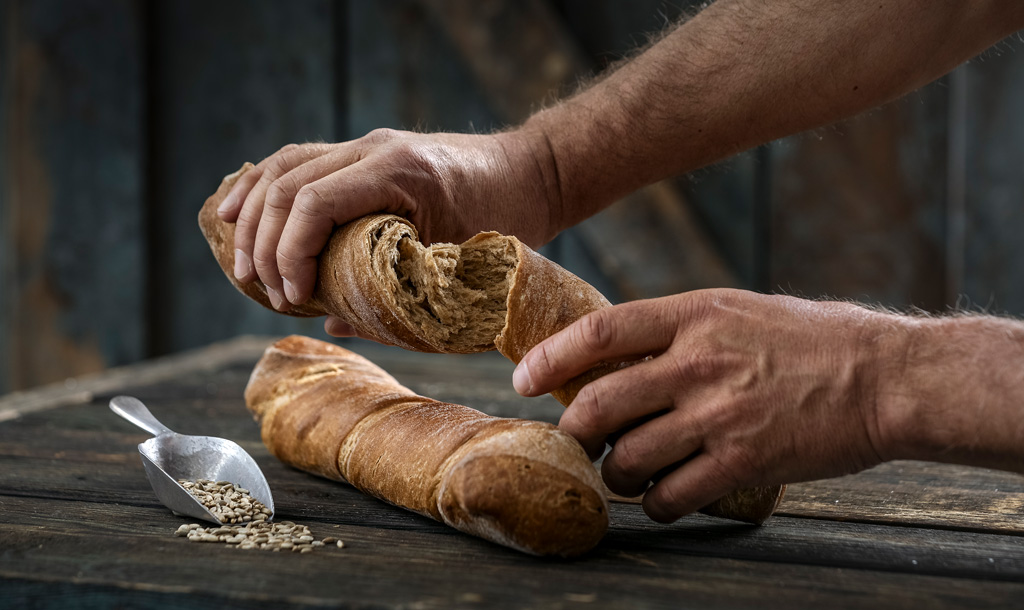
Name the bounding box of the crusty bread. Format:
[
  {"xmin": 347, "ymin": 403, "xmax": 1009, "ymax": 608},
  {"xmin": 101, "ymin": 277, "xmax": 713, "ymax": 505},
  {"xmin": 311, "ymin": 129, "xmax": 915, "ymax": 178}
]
[
  {"xmin": 200, "ymin": 163, "xmax": 785, "ymax": 525},
  {"xmin": 246, "ymin": 336, "xmax": 609, "ymax": 556}
]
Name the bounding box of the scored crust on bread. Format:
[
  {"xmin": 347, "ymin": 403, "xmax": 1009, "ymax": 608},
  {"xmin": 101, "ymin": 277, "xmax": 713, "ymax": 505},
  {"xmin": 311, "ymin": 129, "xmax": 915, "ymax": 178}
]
[
  {"xmin": 246, "ymin": 336, "xmax": 609, "ymax": 556},
  {"xmin": 200, "ymin": 163, "xmax": 785, "ymax": 525}
]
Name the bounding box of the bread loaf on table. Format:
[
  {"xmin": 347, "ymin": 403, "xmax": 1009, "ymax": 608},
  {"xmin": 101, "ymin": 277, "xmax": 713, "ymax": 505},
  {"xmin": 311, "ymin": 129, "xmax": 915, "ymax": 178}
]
[
  {"xmin": 246, "ymin": 335, "xmax": 608, "ymax": 556},
  {"xmin": 200, "ymin": 163, "xmax": 785, "ymax": 525}
]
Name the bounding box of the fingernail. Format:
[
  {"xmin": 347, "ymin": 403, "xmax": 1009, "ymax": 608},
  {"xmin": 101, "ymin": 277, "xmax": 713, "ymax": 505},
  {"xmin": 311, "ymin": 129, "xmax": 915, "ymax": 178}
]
[
  {"xmin": 512, "ymin": 361, "xmax": 532, "ymax": 395},
  {"xmin": 217, "ymin": 191, "xmax": 235, "ymax": 214},
  {"xmin": 283, "ymin": 278, "xmax": 298, "ymax": 304},
  {"xmin": 266, "ymin": 286, "xmax": 285, "ymax": 310},
  {"xmin": 233, "ymin": 249, "xmax": 252, "ymax": 280}
]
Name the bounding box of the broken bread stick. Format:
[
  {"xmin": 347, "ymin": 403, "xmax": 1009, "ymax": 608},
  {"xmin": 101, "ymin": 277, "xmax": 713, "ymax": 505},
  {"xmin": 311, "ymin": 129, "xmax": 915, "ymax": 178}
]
[{"xmin": 200, "ymin": 163, "xmax": 785, "ymax": 524}]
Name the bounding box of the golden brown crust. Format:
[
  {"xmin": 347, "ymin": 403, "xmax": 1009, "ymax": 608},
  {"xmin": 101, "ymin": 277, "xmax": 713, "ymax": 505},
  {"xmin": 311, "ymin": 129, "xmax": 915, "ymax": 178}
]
[
  {"xmin": 244, "ymin": 336, "xmax": 417, "ymax": 481},
  {"xmin": 339, "ymin": 400, "xmax": 497, "ymax": 518},
  {"xmin": 245, "ymin": 336, "xmax": 609, "ymax": 556},
  {"xmin": 204, "ymin": 166, "xmax": 784, "ymax": 525},
  {"xmin": 439, "ymin": 454, "xmax": 608, "ymax": 557},
  {"xmin": 493, "ymin": 240, "xmax": 618, "ymax": 406}
]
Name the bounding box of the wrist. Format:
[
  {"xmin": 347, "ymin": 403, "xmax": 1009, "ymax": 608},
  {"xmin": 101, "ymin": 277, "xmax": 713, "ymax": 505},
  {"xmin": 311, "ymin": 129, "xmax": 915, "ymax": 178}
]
[
  {"xmin": 875, "ymin": 314, "xmax": 1024, "ymax": 471},
  {"xmin": 520, "ymin": 105, "xmax": 629, "ymax": 232},
  {"xmin": 490, "ymin": 128, "xmax": 563, "ymax": 247}
]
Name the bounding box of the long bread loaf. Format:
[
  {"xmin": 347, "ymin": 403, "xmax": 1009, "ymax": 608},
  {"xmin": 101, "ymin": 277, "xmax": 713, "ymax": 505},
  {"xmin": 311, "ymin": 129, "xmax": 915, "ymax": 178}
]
[
  {"xmin": 201, "ymin": 163, "xmax": 785, "ymax": 524},
  {"xmin": 246, "ymin": 335, "xmax": 609, "ymax": 556}
]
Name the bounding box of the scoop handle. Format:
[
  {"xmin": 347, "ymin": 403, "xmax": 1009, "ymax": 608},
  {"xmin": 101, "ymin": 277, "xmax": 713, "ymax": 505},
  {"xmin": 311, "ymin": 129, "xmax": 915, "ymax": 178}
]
[{"xmin": 110, "ymin": 395, "xmax": 174, "ymax": 437}]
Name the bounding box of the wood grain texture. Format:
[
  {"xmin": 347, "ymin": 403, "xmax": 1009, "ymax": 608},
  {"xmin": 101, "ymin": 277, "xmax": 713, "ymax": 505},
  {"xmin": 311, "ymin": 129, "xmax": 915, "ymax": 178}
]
[
  {"xmin": 962, "ymin": 41, "xmax": 1024, "ymax": 315},
  {"xmin": 348, "ymin": 0, "xmax": 495, "ymax": 136},
  {"xmin": 149, "ymin": 0, "xmax": 336, "ymax": 355},
  {"xmin": 4, "ymin": 338, "xmax": 1024, "ymax": 608},
  {"xmin": 769, "ymin": 83, "xmax": 949, "ymax": 310},
  {"xmin": 1, "ymin": 0, "xmax": 146, "ymax": 393},
  {"xmin": 0, "ymin": 0, "xmax": 12, "ymax": 396},
  {"xmin": 781, "ymin": 461, "xmax": 1024, "ymax": 535}
]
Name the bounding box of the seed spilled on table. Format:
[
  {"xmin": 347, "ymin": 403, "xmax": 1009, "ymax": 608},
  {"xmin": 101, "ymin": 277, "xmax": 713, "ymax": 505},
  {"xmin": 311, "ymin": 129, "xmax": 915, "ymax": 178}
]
[{"xmin": 175, "ymin": 479, "xmax": 343, "ymax": 553}]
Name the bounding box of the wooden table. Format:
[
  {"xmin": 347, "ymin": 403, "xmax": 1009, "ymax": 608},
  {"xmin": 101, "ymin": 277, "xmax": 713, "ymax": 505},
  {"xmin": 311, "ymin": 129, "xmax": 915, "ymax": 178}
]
[{"xmin": 2, "ymin": 336, "xmax": 1024, "ymax": 609}]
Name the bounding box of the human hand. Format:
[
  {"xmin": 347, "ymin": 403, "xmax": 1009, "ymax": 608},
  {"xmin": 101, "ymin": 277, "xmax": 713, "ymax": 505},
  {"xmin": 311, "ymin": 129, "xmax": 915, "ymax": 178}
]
[
  {"xmin": 512, "ymin": 289, "xmax": 908, "ymax": 522},
  {"xmin": 217, "ymin": 128, "xmax": 559, "ymax": 315}
]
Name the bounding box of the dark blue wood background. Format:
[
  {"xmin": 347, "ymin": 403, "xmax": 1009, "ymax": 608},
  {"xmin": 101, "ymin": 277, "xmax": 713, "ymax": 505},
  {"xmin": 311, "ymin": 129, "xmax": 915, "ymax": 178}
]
[{"xmin": 1, "ymin": 0, "xmax": 1022, "ymax": 393}]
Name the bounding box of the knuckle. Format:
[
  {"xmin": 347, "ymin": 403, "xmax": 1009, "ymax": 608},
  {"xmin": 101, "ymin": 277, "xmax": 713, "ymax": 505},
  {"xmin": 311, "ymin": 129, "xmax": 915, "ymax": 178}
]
[
  {"xmin": 252, "ymin": 247, "xmax": 277, "ymax": 271},
  {"xmin": 265, "ymin": 150, "xmax": 298, "ymax": 179},
  {"xmin": 276, "ymin": 240, "xmax": 307, "ymax": 270},
  {"xmin": 720, "ymin": 445, "xmax": 759, "ymax": 485},
  {"xmin": 363, "ymin": 127, "xmax": 399, "ymax": 145},
  {"xmin": 575, "ymin": 311, "xmax": 615, "ymax": 353},
  {"xmin": 277, "ymin": 143, "xmax": 299, "ymax": 155},
  {"xmin": 608, "ymin": 436, "xmax": 646, "ymax": 480},
  {"xmin": 645, "ymin": 480, "xmax": 686, "ymax": 521},
  {"xmin": 707, "ymin": 449, "xmax": 747, "ymax": 490},
  {"xmin": 531, "ymin": 341, "xmax": 560, "ymax": 382},
  {"xmin": 295, "ymin": 184, "xmax": 329, "ymax": 216},
  {"xmin": 671, "ymin": 345, "xmax": 729, "ymax": 381},
  {"xmin": 264, "ymin": 180, "xmax": 296, "ymax": 211},
  {"xmin": 571, "ymin": 384, "xmax": 608, "ymax": 436}
]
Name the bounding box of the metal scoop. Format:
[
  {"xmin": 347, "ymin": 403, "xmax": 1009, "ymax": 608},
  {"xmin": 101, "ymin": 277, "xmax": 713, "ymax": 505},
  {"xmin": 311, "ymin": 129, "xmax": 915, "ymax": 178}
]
[{"xmin": 110, "ymin": 395, "xmax": 275, "ymax": 524}]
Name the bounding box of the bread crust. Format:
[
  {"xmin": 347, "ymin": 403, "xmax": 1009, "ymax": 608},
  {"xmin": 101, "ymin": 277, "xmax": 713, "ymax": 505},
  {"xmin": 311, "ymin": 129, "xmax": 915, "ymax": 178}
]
[
  {"xmin": 246, "ymin": 336, "xmax": 609, "ymax": 556},
  {"xmin": 203, "ymin": 164, "xmax": 785, "ymax": 526}
]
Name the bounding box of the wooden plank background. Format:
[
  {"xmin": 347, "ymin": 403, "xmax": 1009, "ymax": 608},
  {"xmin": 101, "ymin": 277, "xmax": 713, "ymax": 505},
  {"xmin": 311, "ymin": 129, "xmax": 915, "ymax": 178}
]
[{"xmin": 0, "ymin": 0, "xmax": 1022, "ymax": 394}]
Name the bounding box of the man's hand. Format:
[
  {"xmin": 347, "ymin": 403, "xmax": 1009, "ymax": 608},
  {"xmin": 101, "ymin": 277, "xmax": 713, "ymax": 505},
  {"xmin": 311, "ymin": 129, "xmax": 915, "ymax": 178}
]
[
  {"xmin": 512, "ymin": 289, "xmax": 908, "ymax": 522},
  {"xmin": 217, "ymin": 128, "xmax": 560, "ymax": 319}
]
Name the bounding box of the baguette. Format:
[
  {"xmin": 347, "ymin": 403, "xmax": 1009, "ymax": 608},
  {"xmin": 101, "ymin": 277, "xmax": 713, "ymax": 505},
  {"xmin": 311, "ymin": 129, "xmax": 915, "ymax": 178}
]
[
  {"xmin": 246, "ymin": 335, "xmax": 609, "ymax": 556},
  {"xmin": 200, "ymin": 163, "xmax": 785, "ymax": 524}
]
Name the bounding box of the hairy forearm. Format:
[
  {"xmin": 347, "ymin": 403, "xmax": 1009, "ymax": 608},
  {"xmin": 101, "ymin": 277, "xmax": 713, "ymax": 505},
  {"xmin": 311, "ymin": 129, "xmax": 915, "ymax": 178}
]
[
  {"xmin": 878, "ymin": 314, "xmax": 1024, "ymax": 473},
  {"xmin": 521, "ymin": 0, "xmax": 1024, "ymax": 233}
]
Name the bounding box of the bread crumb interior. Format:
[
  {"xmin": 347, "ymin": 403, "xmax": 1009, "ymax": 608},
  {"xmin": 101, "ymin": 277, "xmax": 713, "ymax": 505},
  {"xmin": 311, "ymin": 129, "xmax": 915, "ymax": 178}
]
[{"xmin": 394, "ymin": 235, "xmax": 516, "ymax": 351}]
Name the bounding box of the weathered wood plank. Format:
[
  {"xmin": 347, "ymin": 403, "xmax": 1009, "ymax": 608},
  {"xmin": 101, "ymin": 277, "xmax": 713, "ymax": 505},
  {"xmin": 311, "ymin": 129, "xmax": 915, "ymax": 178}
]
[
  {"xmin": 962, "ymin": 39, "xmax": 1024, "ymax": 315},
  {"xmin": 348, "ymin": 0, "xmax": 495, "ymax": 136},
  {"xmin": 780, "ymin": 461, "xmax": 1024, "ymax": 534},
  {"xmin": 150, "ymin": 0, "xmax": 335, "ymax": 356},
  {"xmin": 5, "ymin": 338, "xmax": 1024, "ymax": 606},
  {"xmin": 5, "ymin": 451, "xmax": 1024, "ymax": 584},
  {"xmin": 417, "ymin": 0, "xmax": 588, "ymax": 123},
  {"xmin": 3, "ymin": 496, "xmax": 1024, "ymax": 609},
  {"xmin": 1, "ymin": 0, "xmax": 146, "ymax": 393},
  {"xmin": 0, "ymin": 0, "xmax": 13, "ymax": 397},
  {"xmin": 0, "ymin": 335, "xmax": 271, "ymax": 422},
  {"xmin": 769, "ymin": 83, "xmax": 949, "ymax": 310}
]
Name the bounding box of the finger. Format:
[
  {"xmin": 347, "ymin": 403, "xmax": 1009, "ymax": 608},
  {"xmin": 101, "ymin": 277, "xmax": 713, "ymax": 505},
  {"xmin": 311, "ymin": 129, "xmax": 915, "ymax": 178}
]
[
  {"xmin": 218, "ymin": 165, "xmax": 264, "ymax": 222},
  {"xmin": 641, "ymin": 452, "xmax": 742, "ymax": 523},
  {"xmin": 558, "ymin": 357, "xmax": 681, "ymax": 460},
  {"xmin": 514, "ymin": 300, "xmax": 677, "ymax": 397},
  {"xmin": 233, "ymin": 143, "xmax": 332, "ymax": 285},
  {"xmin": 232, "ymin": 185, "xmax": 263, "ymax": 284},
  {"xmin": 325, "ymin": 316, "xmax": 357, "ymax": 337},
  {"xmin": 277, "ymin": 163, "xmax": 410, "ymax": 305},
  {"xmin": 253, "ymin": 152, "xmax": 359, "ymax": 308},
  {"xmin": 246, "ymin": 143, "xmax": 334, "ymax": 215},
  {"xmin": 600, "ymin": 407, "xmax": 703, "ymax": 498},
  {"xmin": 324, "ymin": 316, "xmax": 399, "ymax": 345}
]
